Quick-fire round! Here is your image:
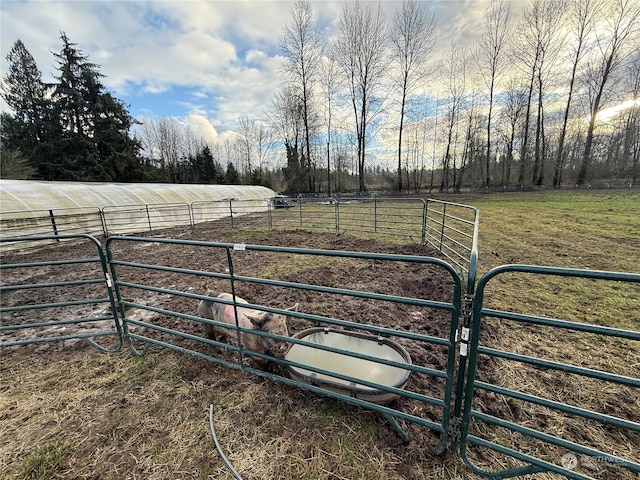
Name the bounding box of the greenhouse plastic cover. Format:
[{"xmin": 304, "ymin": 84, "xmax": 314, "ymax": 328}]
[{"xmin": 0, "ymin": 180, "xmax": 276, "ymax": 215}]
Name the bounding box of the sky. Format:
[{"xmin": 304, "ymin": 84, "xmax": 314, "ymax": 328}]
[{"xmin": 0, "ymin": 1, "xmax": 501, "ymax": 150}]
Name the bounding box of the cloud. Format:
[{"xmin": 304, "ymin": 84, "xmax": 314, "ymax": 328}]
[
  {"xmin": 184, "ymin": 113, "xmax": 220, "ymax": 143},
  {"xmin": 1, "ymin": 0, "xmax": 529, "ymax": 153}
]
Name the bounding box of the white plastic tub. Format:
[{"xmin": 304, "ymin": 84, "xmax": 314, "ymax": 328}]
[{"xmin": 286, "ymin": 327, "xmax": 412, "ymax": 404}]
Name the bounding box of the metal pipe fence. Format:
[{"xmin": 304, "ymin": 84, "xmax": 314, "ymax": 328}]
[
  {"xmin": 0, "ymin": 197, "xmax": 479, "ymax": 289},
  {"xmin": 0, "ymin": 234, "xmax": 122, "ymax": 352},
  {"xmin": 1, "ymin": 232, "xmax": 638, "ymax": 480},
  {"xmin": 460, "ymin": 264, "xmax": 640, "ymax": 479}
]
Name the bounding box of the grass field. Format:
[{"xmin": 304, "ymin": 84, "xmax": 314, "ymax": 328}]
[
  {"xmin": 437, "ymin": 189, "xmax": 639, "ymax": 479},
  {"xmin": 1, "ymin": 189, "xmax": 638, "ymax": 480}
]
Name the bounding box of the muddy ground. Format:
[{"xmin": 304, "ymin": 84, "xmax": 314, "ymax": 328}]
[{"xmin": 1, "ymin": 226, "xmax": 508, "ymax": 479}]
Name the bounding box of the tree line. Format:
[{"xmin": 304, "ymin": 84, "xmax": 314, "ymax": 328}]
[
  {"xmin": 274, "ymin": 0, "xmax": 639, "ymax": 193},
  {"xmin": 2, "ymin": 0, "xmax": 640, "ymax": 194},
  {"xmin": 0, "ymin": 34, "xmax": 263, "ymax": 187}
]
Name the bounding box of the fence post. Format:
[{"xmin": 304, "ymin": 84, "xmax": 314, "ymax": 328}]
[
  {"xmin": 374, "ymin": 199, "xmax": 378, "ymax": 233},
  {"xmin": 228, "ymin": 199, "xmax": 234, "ymax": 228},
  {"xmin": 439, "ymin": 203, "xmax": 447, "ymax": 250},
  {"xmin": 188, "ymin": 202, "xmax": 195, "ymax": 229},
  {"xmin": 99, "ymin": 208, "xmax": 108, "ymax": 237},
  {"xmin": 298, "ymin": 198, "xmax": 303, "ymax": 227},
  {"xmin": 48, "ymin": 210, "xmax": 60, "ymax": 242},
  {"xmin": 421, "ymin": 199, "xmax": 427, "ymax": 245},
  {"xmin": 144, "ymin": 205, "xmax": 152, "ymax": 232}
]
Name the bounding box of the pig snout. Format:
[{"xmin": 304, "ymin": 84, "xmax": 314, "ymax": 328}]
[{"xmin": 272, "ymin": 340, "xmax": 290, "ymax": 356}]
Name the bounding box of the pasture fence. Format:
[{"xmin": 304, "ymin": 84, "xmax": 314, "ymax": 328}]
[
  {"xmin": 0, "ymin": 197, "xmax": 478, "ymax": 286},
  {"xmin": 2, "ymin": 215, "xmax": 637, "ymax": 478}
]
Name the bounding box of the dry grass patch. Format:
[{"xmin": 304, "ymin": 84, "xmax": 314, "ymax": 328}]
[
  {"xmin": 1, "ymin": 346, "xmax": 484, "ymax": 480},
  {"xmin": 445, "ymin": 190, "xmax": 639, "ymax": 479}
]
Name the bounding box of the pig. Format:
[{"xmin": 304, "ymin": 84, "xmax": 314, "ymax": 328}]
[{"xmin": 197, "ymin": 291, "xmax": 297, "ymax": 357}]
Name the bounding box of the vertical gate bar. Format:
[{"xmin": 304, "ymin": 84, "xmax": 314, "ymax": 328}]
[
  {"xmin": 435, "ymin": 273, "xmax": 463, "ymax": 455},
  {"xmin": 226, "ymin": 246, "xmax": 246, "ymax": 369}
]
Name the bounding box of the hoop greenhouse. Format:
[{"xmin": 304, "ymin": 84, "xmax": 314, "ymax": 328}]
[{"xmin": 0, "ymin": 180, "xmax": 275, "ymax": 214}]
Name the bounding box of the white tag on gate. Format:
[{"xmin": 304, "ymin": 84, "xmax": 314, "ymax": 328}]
[{"xmin": 233, "ymin": 243, "xmax": 246, "ymax": 251}]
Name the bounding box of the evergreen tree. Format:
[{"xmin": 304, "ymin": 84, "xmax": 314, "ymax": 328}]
[
  {"xmin": 93, "ymin": 90, "xmax": 144, "ymax": 182},
  {"xmin": 34, "ymin": 31, "xmax": 141, "ymax": 181},
  {"xmin": 2, "ymin": 33, "xmax": 143, "ymax": 181},
  {"xmin": 187, "ymin": 145, "xmax": 223, "ymax": 184},
  {"xmin": 51, "ymin": 32, "xmax": 107, "ymax": 179},
  {"xmin": 224, "ymin": 161, "xmax": 241, "ymax": 184},
  {"xmin": 0, "ymin": 39, "xmax": 54, "ymax": 174}
]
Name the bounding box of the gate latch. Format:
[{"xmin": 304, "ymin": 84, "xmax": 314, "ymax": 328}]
[{"xmin": 458, "ymin": 294, "xmax": 474, "ymax": 357}]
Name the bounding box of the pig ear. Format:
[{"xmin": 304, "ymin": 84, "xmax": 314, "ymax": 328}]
[
  {"xmin": 245, "ymin": 312, "xmax": 267, "ymax": 327},
  {"xmin": 284, "ymin": 303, "xmax": 299, "ymax": 312}
]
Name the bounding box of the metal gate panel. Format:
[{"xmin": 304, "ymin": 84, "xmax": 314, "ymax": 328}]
[
  {"xmin": 459, "ymin": 264, "xmax": 640, "ymax": 479},
  {"xmin": 105, "ymin": 235, "xmax": 463, "ymax": 452},
  {"xmin": 0, "ymin": 234, "xmax": 122, "ymax": 352}
]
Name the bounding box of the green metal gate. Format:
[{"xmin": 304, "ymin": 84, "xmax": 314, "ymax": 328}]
[
  {"xmin": 104, "ymin": 235, "xmax": 464, "ymax": 453},
  {"xmin": 459, "ymin": 265, "xmax": 640, "ymax": 479},
  {"xmin": 0, "ymin": 234, "xmax": 122, "ymax": 352}
]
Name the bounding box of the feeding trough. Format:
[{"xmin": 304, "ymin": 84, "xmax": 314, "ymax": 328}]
[{"xmin": 286, "ymin": 327, "xmax": 412, "ymax": 404}]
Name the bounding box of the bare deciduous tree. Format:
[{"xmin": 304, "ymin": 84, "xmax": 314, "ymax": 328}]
[
  {"xmin": 475, "ymin": 0, "xmax": 512, "ymax": 187},
  {"xmin": 527, "ymin": 0, "xmax": 565, "ymax": 186},
  {"xmin": 320, "ymin": 53, "xmax": 341, "ymax": 196},
  {"xmin": 268, "ymin": 86, "xmax": 307, "ymax": 192},
  {"xmin": 553, "ymin": 0, "xmax": 602, "ymax": 187},
  {"xmin": 440, "ymin": 44, "xmax": 467, "ymax": 192},
  {"xmin": 389, "ymin": 0, "xmax": 437, "ymax": 193},
  {"xmin": 237, "ymin": 115, "xmax": 256, "ymax": 179},
  {"xmin": 139, "ymin": 117, "xmax": 183, "ymax": 173},
  {"xmin": 620, "ymin": 51, "xmax": 640, "ymax": 184},
  {"xmin": 280, "ymin": 0, "xmax": 322, "ymax": 192},
  {"xmin": 577, "ymin": 0, "xmax": 640, "ymax": 185},
  {"xmin": 333, "ymin": 1, "xmax": 388, "ymax": 192},
  {"xmin": 500, "ymin": 80, "xmax": 528, "ymax": 186}
]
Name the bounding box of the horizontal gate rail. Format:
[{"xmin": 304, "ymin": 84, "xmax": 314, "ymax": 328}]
[
  {"xmin": 0, "ymin": 234, "xmax": 122, "ymax": 352},
  {"xmin": 105, "ymin": 235, "xmax": 463, "ymax": 453},
  {"xmin": 461, "ymin": 264, "xmax": 640, "ymax": 480}
]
